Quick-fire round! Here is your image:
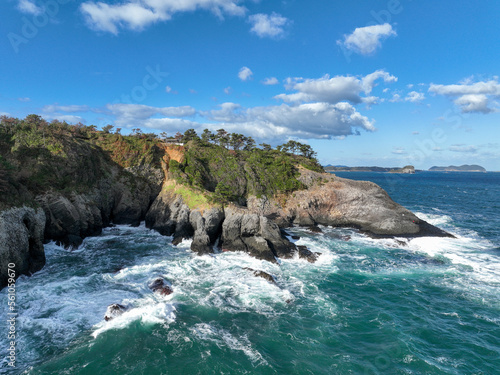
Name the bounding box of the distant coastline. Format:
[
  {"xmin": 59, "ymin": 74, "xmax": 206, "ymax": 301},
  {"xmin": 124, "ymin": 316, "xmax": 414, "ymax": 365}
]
[
  {"xmin": 324, "ymin": 165, "xmax": 415, "ymax": 174},
  {"xmin": 428, "ymin": 164, "xmax": 486, "ymax": 172},
  {"xmin": 325, "ymin": 164, "xmax": 488, "ymax": 173}
]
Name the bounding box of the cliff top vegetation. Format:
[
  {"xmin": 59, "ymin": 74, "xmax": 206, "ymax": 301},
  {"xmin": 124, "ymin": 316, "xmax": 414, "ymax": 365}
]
[{"xmin": 0, "ymin": 114, "xmax": 323, "ymax": 208}]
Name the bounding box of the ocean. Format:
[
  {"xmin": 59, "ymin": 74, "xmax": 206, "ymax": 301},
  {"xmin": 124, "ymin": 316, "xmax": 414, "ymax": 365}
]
[{"xmin": 1, "ymin": 172, "xmax": 499, "ymax": 375}]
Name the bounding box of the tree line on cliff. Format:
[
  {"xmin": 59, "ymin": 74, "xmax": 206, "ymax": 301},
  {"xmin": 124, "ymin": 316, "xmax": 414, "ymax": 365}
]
[{"xmin": 0, "ymin": 114, "xmax": 322, "ymax": 208}]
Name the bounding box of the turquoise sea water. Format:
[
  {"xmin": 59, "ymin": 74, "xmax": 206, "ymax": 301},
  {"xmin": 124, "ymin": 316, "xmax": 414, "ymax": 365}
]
[{"xmin": 1, "ymin": 172, "xmax": 500, "ymax": 374}]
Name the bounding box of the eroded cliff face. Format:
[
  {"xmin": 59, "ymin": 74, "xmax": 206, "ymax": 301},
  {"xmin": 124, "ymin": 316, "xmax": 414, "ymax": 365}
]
[{"xmin": 0, "ymin": 207, "xmax": 45, "ymax": 288}]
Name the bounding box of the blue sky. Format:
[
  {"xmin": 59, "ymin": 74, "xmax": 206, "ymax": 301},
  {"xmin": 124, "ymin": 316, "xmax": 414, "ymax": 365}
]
[{"xmin": 1, "ymin": 0, "xmax": 500, "ymax": 170}]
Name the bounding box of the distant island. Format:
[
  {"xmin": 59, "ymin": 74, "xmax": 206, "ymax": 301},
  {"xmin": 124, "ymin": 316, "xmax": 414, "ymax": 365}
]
[
  {"xmin": 428, "ymin": 165, "xmax": 486, "ymax": 172},
  {"xmin": 325, "ymin": 165, "xmax": 415, "ymax": 174}
]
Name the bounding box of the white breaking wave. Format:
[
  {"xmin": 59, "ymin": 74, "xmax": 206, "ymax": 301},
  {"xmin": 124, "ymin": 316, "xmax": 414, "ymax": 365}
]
[{"xmin": 190, "ymin": 323, "xmax": 268, "ymax": 366}]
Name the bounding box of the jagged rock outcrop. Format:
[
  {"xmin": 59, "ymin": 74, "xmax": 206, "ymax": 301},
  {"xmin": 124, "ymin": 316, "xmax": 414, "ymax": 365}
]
[
  {"xmin": 145, "ymin": 191, "xmax": 301, "ymax": 261},
  {"xmin": 37, "ymin": 174, "xmax": 154, "ymax": 248},
  {"xmin": 0, "ymin": 207, "xmax": 46, "ymax": 288},
  {"xmin": 145, "ymin": 190, "xmax": 193, "ymax": 244},
  {"xmin": 221, "ymin": 208, "xmax": 295, "ymax": 262},
  {"xmin": 190, "ymin": 208, "xmax": 224, "ymax": 254},
  {"xmin": 247, "ymin": 168, "xmax": 453, "ymax": 238}
]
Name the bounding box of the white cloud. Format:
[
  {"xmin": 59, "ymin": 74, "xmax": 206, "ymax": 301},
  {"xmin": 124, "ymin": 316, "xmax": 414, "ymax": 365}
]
[
  {"xmin": 405, "ymin": 91, "xmax": 425, "ymax": 103},
  {"xmin": 224, "ymin": 86, "xmax": 232, "ymax": 94},
  {"xmin": 429, "ymin": 79, "xmax": 500, "ymax": 113},
  {"xmin": 102, "ymin": 99, "xmax": 375, "ymax": 140},
  {"xmin": 449, "ymin": 144, "xmax": 478, "ymax": 153},
  {"xmin": 361, "ymin": 70, "xmax": 397, "ymax": 94},
  {"xmin": 106, "ymin": 103, "xmax": 196, "ymax": 127},
  {"xmin": 41, "ymin": 114, "xmax": 86, "ymax": 124},
  {"xmin": 203, "ymin": 101, "xmax": 375, "ymax": 139},
  {"xmin": 238, "ymin": 66, "xmax": 253, "ymax": 81},
  {"xmin": 43, "ymin": 105, "xmax": 91, "ymax": 113},
  {"xmin": 17, "ymin": 97, "xmax": 31, "ymax": 102},
  {"xmin": 248, "ymin": 12, "xmax": 289, "ymax": 39},
  {"xmin": 453, "ymin": 94, "xmax": 493, "ymax": 114},
  {"xmin": 389, "ymin": 93, "xmax": 401, "ymax": 103},
  {"xmin": 262, "ymin": 77, "xmax": 279, "ymax": 85},
  {"xmin": 338, "ymin": 23, "xmax": 396, "ymax": 55},
  {"xmin": 392, "ymin": 147, "xmax": 407, "ymax": 155},
  {"xmin": 275, "ymin": 70, "xmax": 397, "ymax": 105},
  {"xmin": 17, "ymin": 0, "xmax": 42, "ymax": 15},
  {"xmin": 80, "ymin": 0, "xmax": 247, "ymax": 34}
]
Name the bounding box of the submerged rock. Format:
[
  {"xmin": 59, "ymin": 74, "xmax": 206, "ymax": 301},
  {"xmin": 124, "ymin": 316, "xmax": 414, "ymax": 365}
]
[
  {"xmin": 104, "ymin": 303, "xmax": 127, "ymax": 321},
  {"xmin": 243, "ymin": 267, "xmax": 277, "ymax": 285},
  {"xmin": 149, "ymin": 277, "xmax": 173, "ymax": 296}
]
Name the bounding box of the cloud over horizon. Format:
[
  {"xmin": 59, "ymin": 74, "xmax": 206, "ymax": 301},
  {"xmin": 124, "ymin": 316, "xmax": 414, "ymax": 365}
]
[{"xmin": 429, "ymin": 78, "xmax": 500, "ymax": 113}]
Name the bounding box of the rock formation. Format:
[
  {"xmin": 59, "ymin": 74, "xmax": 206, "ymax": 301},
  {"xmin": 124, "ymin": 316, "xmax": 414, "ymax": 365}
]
[
  {"xmin": 0, "ymin": 121, "xmax": 454, "ymax": 289},
  {"xmin": 0, "ymin": 207, "xmax": 45, "ymax": 288}
]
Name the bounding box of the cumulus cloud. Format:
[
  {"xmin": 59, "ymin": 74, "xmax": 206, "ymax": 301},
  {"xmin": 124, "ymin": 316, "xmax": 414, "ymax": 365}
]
[
  {"xmin": 238, "ymin": 66, "xmax": 253, "ymax": 81},
  {"xmin": 102, "ymin": 99, "xmax": 375, "ymax": 140},
  {"xmin": 201, "ymin": 101, "xmax": 375, "ymax": 139},
  {"xmin": 429, "ymin": 78, "xmax": 500, "ymax": 113},
  {"xmin": 405, "ymin": 91, "xmax": 425, "ymax": 103},
  {"xmin": 262, "ymin": 77, "xmax": 279, "ymax": 85},
  {"xmin": 248, "ymin": 12, "xmax": 289, "ymax": 39},
  {"xmin": 17, "ymin": 97, "xmax": 31, "ymax": 102},
  {"xmin": 453, "ymin": 94, "xmax": 493, "ymax": 114},
  {"xmin": 80, "ymin": 0, "xmax": 247, "ymax": 34},
  {"xmin": 17, "ymin": 0, "xmax": 42, "ymax": 15},
  {"xmin": 106, "ymin": 103, "xmax": 196, "ymax": 127},
  {"xmin": 337, "ymin": 23, "xmax": 396, "ymax": 55},
  {"xmin": 275, "ymin": 70, "xmax": 397, "ymax": 105}
]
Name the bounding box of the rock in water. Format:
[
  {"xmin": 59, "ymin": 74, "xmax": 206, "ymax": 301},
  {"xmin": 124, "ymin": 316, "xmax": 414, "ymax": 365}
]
[
  {"xmin": 297, "ymin": 246, "xmax": 320, "ymax": 263},
  {"xmin": 149, "ymin": 277, "xmax": 173, "ymax": 296},
  {"xmin": 243, "ymin": 268, "xmax": 277, "ymax": 285},
  {"xmin": 104, "ymin": 303, "xmax": 127, "ymax": 321},
  {"xmin": 221, "ymin": 208, "xmax": 297, "ymax": 262}
]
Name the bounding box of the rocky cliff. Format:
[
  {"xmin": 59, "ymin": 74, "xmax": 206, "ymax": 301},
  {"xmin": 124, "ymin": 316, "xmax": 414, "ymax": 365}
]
[
  {"xmin": 0, "ymin": 117, "xmax": 453, "ymax": 288},
  {"xmin": 0, "ymin": 207, "xmax": 45, "ymax": 287}
]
